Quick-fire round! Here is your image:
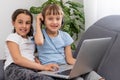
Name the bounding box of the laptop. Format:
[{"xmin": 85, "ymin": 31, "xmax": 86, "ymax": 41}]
[{"xmin": 38, "ymin": 37, "xmax": 111, "ymax": 79}]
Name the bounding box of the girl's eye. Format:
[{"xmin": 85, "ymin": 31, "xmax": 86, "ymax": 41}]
[
  {"xmin": 56, "ymin": 18, "xmax": 60, "ymax": 21},
  {"xmin": 17, "ymin": 19, "xmax": 23, "ymax": 24},
  {"xmin": 26, "ymin": 21, "xmax": 31, "ymax": 24},
  {"xmin": 18, "ymin": 21, "xmax": 22, "ymax": 24},
  {"xmin": 48, "ymin": 18, "xmax": 53, "ymax": 20}
]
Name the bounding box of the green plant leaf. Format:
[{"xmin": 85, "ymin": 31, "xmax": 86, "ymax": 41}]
[{"xmin": 30, "ymin": 6, "xmax": 42, "ymax": 14}]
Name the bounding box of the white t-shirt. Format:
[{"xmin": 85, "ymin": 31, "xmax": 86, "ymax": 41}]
[{"xmin": 4, "ymin": 33, "xmax": 35, "ymax": 69}]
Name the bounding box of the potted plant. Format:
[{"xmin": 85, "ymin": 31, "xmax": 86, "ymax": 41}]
[{"xmin": 30, "ymin": 0, "xmax": 85, "ymax": 50}]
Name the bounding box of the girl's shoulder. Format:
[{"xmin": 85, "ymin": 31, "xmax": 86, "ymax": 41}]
[
  {"xmin": 59, "ymin": 30, "xmax": 73, "ymax": 45},
  {"xmin": 59, "ymin": 30, "xmax": 70, "ymax": 37},
  {"xmin": 7, "ymin": 33, "xmax": 20, "ymax": 39},
  {"xmin": 6, "ymin": 33, "xmax": 21, "ymax": 44}
]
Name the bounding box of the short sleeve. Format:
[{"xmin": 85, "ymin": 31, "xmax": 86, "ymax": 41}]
[
  {"xmin": 6, "ymin": 33, "xmax": 20, "ymax": 44},
  {"xmin": 61, "ymin": 31, "xmax": 74, "ymax": 46}
]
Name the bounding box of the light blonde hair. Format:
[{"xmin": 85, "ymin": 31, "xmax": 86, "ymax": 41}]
[{"xmin": 42, "ymin": 4, "xmax": 64, "ymax": 19}]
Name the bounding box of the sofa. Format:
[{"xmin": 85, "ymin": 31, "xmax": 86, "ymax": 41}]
[
  {"xmin": 74, "ymin": 15, "xmax": 120, "ymax": 80},
  {"xmin": 0, "ymin": 15, "xmax": 120, "ymax": 80},
  {"xmin": 0, "ymin": 60, "xmax": 5, "ymax": 80}
]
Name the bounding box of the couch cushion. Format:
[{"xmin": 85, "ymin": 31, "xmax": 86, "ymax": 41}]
[
  {"xmin": 98, "ymin": 34, "xmax": 120, "ymax": 80},
  {"xmin": 0, "ymin": 60, "xmax": 5, "ymax": 80},
  {"xmin": 77, "ymin": 15, "xmax": 120, "ymax": 80},
  {"xmin": 74, "ymin": 26, "xmax": 117, "ymax": 71},
  {"xmin": 94, "ymin": 15, "xmax": 120, "ymax": 32},
  {"xmin": 74, "ymin": 24, "xmax": 117, "ymax": 56},
  {"xmin": 74, "ymin": 15, "xmax": 118, "ymax": 71}
]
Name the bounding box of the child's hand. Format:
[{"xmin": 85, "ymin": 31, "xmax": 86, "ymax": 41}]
[
  {"xmin": 36, "ymin": 13, "xmax": 43, "ymax": 24},
  {"xmin": 68, "ymin": 58, "xmax": 76, "ymax": 65},
  {"xmin": 99, "ymin": 77, "xmax": 105, "ymax": 80},
  {"xmin": 34, "ymin": 57, "xmax": 41, "ymax": 64},
  {"xmin": 42, "ymin": 63, "xmax": 59, "ymax": 71}
]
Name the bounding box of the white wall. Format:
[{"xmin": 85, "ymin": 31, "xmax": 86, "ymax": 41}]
[
  {"xmin": 84, "ymin": 0, "xmax": 98, "ymax": 29},
  {"xmin": 0, "ymin": 0, "xmax": 47, "ymax": 59},
  {"xmin": 72, "ymin": 0, "xmax": 83, "ymax": 3},
  {"xmin": 84, "ymin": 0, "xmax": 120, "ymax": 29}
]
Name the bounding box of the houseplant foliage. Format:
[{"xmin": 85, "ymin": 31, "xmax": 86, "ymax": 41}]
[{"xmin": 30, "ymin": 0, "xmax": 85, "ymax": 50}]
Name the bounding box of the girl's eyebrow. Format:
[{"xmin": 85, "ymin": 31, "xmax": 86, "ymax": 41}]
[
  {"xmin": 17, "ymin": 19, "xmax": 23, "ymax": 22},
  {"xmin": 17, "ymin": 19, "xmax": 31, "ymax": 22}
]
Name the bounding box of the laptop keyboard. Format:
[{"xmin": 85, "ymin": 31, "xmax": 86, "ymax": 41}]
[{"xmin": 57, "ymin": 69, "xmax": 71, "ymax": 75}]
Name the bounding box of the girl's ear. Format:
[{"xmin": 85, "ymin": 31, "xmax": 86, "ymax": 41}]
[
  {"xmin": 12, "ymin": 21, "xmax": 16, "ymax": 29},
  {"xmin": 62, "ymin": 18, "xmax": 64, "ymax": 25},
  {"xmin": 12, "ymin": 21, "xmax": 15, "ymax": 26}
]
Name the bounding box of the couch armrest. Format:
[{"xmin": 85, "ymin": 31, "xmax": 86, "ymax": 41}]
[{"xmin": 0, "ymin": 60, "xmax": 5, "ymax": 80}]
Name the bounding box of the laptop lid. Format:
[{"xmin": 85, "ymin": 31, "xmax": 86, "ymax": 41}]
[
  {"xmin": 38, "ymin": 37, "xmax": 111, "ymax": 79},
  {"xmin": 69, "ymin": 37, "xmax": 111, "ymax": 79}
]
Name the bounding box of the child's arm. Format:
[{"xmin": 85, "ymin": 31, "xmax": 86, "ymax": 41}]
[
  {"xmin": 7, "ymin": 41, "xmax": 59, "ymax": 71},
  {"xmin": 34, "ymin": 13, "xmax": 44, "ymax": 45},
  {"xmin": 64, "ymin": 45, "xmax": 76, "ymax": 65}
]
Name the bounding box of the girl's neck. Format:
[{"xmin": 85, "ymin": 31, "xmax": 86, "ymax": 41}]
[
  {"xmin": 46, "ymin": 29, "xmax": 58, "ymax": 38},
  {"xmin": 15, "ymin": 32, "xmax": 28, "ymax": 39}
]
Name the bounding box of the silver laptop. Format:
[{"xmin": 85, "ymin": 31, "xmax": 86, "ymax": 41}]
[{"xmin": 38, "ymin": 37, "xmax": 111, "ymax": 79}]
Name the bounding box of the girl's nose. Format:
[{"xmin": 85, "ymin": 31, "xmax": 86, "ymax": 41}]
[
  {"xmin": 53, "ymin": 19, "xmax": 57, "ymax": 24},
  {"xmin": 23, "ymin": 23, "xmax": 26, "ymax": 27}
]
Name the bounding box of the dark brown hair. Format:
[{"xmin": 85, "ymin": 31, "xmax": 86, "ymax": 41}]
[{"xmin": 12, "ymin": 9, "xmax": 33, "ymax": 36}]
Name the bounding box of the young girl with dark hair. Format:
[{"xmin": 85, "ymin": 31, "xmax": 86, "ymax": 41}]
[{"xmin": 4, "ymin": 8, "xmax": 58, "ymax": 80}]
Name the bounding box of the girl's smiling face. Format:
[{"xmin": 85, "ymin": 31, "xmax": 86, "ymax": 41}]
[
  {"xmin": 12, "ymin": 13, "xmax": 32, "ymax": 38},
  {"xmin": 42, "ymin": 4, "xmax": 64, "ymax": 36},
  {"xmin": 44, "ymin": 14, "xmax": 63, "ymax": 34}
]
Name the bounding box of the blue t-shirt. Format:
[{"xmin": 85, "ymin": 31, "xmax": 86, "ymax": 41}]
[{"xmin": 37, "ymin": 29, "xmax": 73, "ymax": 65}]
